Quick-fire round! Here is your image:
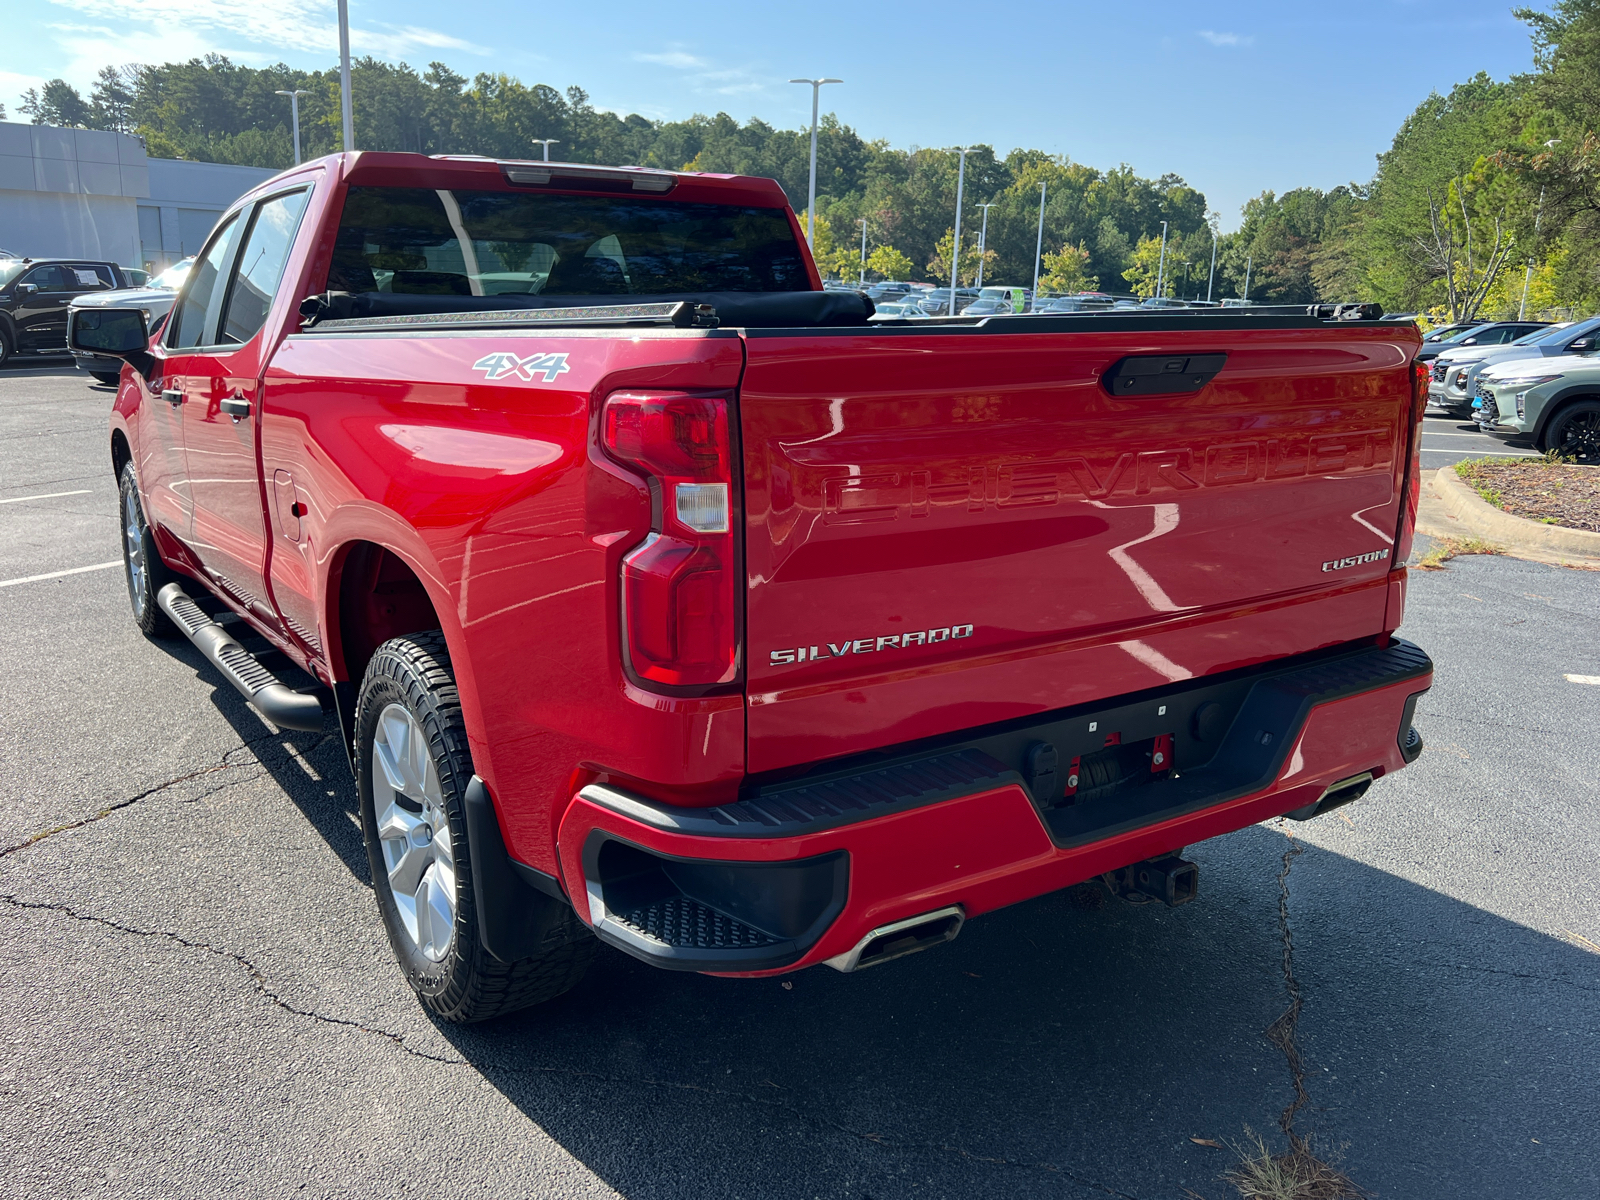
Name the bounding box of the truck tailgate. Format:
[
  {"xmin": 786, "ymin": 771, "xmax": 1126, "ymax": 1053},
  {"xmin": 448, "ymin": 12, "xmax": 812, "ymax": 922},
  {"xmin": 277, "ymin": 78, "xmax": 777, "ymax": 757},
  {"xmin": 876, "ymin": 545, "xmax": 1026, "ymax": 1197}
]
[{"xmin": 739, "ymin": 321, "xmax": 1417, "ymax": 774}]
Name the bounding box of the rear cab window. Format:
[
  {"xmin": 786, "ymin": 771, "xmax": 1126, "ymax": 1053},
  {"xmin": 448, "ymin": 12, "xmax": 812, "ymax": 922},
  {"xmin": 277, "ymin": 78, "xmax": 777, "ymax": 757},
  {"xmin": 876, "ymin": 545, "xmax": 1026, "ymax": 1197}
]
[{"xmin": 329, "ymin": 187, "xmax": 810, "ymax": 297}]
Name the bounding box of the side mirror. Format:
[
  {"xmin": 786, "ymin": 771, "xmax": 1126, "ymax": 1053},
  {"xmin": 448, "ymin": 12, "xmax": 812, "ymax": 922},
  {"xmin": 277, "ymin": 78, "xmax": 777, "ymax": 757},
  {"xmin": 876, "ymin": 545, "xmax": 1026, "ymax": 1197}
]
[
  {"xmin": 1569, "ymin": 337, "xmax": 1594, "ymax": 352},
  {"xmin": 17, "ymin": 283, "xmax": 37, "ymax": 296},
  {"xmin": 71, "ymin": 307, "xmax": 149, "ymax": 356},
  {"xmin": 70, "ymin": 307, "xmax": 153, "ymax": 378}
]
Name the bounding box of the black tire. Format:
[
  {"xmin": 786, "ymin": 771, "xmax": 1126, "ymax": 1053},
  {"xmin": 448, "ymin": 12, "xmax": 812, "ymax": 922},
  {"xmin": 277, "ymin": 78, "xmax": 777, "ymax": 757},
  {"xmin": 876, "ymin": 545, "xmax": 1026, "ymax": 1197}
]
[
  {"xmin": 356, "ymin": 632, "xmax": 594, "ymax": 1023},
  {"xmin": 1543, "ymin": 399, "xmax": 1600, "ymax": 464},
  {"xmin": 0, "ymin": 325, "xmax": 11, "ymax": 369},
  {"xmin": 118, "ymin": 461, "xmax": 177, "ymax": 638},
  {"xmin": 91, "ymin": 371, "xmax": 121, "ymax": 386}
]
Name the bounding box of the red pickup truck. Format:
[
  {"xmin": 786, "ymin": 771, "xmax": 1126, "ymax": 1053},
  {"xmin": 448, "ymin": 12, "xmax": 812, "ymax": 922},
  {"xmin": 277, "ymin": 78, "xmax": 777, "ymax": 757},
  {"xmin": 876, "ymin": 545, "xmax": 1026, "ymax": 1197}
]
[{"xmin": 78, "ymin": 152, "xmax": 1432, "ymax": 1022}]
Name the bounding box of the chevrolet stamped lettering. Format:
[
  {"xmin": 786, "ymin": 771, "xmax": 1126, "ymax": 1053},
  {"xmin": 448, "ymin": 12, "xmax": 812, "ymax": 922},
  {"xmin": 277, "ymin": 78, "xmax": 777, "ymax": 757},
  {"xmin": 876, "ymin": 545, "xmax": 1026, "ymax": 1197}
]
[
  {"xmin": 1321, "ymin": 549, "xmax": 1392, "ymax": 572},
  {"xmin": 769, "ymin": 624, "xmax": 975, "ymax": 666}
]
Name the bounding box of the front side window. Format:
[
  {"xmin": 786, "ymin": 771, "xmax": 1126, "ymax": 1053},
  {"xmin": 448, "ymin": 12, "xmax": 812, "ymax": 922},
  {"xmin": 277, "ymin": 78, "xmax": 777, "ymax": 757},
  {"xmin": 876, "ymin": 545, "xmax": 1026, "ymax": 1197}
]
[
  {"xmin": 220, "ymin": 189, "xmax": 311, "ymax": 346},
  {"xmin": 329, "ymin": 186, "xmax": 810, "ymax": 297},
  {"xmin": 21, "ymin": 265, "xmax": 68, "ymax": 291},
  {"xmin": 168, "ymin": 214, "xmax": 242, "ymax": 349}
]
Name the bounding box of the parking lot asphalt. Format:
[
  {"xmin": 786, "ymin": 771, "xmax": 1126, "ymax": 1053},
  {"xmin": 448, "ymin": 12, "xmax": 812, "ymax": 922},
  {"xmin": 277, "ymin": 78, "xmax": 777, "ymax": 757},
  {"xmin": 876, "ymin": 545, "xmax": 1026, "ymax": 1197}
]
[
  {"xmin": 2, "ymin": 359, "xmax": 1597, "ymax": 1200},
  {"xmin": 1419, "ymin": 405, "xmax": 1541, "ymax": 467}
]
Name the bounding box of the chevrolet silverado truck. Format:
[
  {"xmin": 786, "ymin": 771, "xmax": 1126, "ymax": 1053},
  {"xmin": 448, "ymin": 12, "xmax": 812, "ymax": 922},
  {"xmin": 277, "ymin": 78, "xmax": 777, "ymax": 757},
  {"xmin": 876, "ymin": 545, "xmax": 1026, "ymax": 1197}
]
[{"xmin": 76, "ymin": 152, "xmax": 1433, "ymax": 1022}]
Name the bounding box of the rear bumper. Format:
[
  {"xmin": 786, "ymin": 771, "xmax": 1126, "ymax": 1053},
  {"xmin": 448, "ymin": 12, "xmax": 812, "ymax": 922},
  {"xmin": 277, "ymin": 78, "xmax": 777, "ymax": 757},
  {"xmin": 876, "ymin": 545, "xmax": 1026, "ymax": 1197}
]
[{"xmin": 557, "ymin": 638, "xmax": 1432, "ymax": 976}]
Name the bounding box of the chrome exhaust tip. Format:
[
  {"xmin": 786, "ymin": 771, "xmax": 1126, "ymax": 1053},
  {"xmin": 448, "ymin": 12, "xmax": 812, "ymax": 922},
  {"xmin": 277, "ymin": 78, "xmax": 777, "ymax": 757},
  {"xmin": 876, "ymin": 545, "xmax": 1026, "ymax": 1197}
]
[{"xmin": 823, "ymin": 905, "xmax": 965, "ymax": 973}]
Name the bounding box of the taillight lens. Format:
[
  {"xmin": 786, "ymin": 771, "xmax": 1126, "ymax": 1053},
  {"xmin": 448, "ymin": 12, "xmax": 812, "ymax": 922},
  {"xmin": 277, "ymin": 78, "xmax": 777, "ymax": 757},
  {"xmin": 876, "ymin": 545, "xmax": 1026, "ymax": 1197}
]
[
  {"xmin": 1393, "ymin": 359, "xmax": 1430, "ymax": 564},
  {"xmin": 602, "ymin": 392, "xmax": 740, "ymax": 691}
]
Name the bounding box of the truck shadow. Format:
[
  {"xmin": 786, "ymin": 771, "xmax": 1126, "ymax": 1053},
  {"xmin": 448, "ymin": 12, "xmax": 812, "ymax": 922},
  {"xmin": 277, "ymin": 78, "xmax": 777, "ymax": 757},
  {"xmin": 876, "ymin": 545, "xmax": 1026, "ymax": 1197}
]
[{"xmin": 187, "ymin": 661, "xmax": 1596, "ymax": 1200}]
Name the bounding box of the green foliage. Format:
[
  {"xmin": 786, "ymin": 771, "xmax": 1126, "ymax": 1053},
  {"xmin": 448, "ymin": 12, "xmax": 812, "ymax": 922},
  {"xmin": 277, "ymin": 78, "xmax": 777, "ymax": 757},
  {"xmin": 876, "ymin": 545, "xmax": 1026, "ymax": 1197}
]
[
  {"xmin": 866, "ymin": 245, "xmax": 914, "ymax": 281},
  {"xmin": 1040, "ymin": 242, "xmax": 1095, "ymax": 292},
  {"xmin": 928, "ymin": 228, "xmax": 993, "ymax": 286}
]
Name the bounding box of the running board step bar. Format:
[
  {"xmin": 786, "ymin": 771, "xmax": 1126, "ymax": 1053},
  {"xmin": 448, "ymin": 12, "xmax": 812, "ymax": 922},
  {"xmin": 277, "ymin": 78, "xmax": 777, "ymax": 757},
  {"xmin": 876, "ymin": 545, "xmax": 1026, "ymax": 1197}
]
[{"xmin": 156, "ymin": 582, "xmax": 326, "ymax": 731}]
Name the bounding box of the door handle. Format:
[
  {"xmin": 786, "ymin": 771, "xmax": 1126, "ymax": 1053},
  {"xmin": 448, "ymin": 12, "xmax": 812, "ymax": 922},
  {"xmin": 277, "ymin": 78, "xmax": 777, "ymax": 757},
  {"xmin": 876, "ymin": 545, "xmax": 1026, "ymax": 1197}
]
[
  {"xmin": 219, "ymin": 394, "xmax": 252, "ymax": 419},
  {"xmin": 161, "ymin": 389, "xmax": 184, "ymax": 406}
]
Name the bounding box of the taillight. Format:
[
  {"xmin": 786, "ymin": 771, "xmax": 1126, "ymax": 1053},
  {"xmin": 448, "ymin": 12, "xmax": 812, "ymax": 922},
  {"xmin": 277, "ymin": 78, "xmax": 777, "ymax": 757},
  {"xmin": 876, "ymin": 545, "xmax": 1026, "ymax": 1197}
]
[
  {"xmin": 1393, "ymin": 359, "xmax": 1430, "ymax": 564},
  {"xmin": 602, "ymin": 391, "xmax": 740, "ymax": 691}
]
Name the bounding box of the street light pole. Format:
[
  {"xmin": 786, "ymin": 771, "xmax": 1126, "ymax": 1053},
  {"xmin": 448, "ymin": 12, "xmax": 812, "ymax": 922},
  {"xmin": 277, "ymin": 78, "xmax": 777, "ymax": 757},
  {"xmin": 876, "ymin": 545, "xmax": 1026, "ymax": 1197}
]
[
  {"xmin": 532, "ymin": 139, "xmax": 560, "ymax": 161},
  {"xmin": 974, "ymin": 202, "xmax": 996, "ymax": 289},
  {"xmin": 789, "ymin": 78, "xmax": 843, "ymax": 248},
  {"xmin": 1242, "ymin": 255, "xmax": 1252, "ymax": 303},
  {"xmin": 1206, "ymin": 226, "xmax": 1218, "ymax": 302},
  {"xmin": 949, "ymin": 147, "xmax": 977, "ymax": 312},
  {"xmin": 1154, "ymin": 220, "xmax": 1168, "ymax": 300},
  {"xmin": 1031, "ymin": 180, "xmax": 1047, "ymax": 311},
  {"xmin": 274, "ymin": 89, "xmax": 309, "ymax": 165},
  {"xmin": 337, "ymin": 0, "xmax": 354, "ymax": 152},
  {"xmin": 858, "ymin": 218, "xmax": 867, "ymax": 284},
  {"xmin": 1180, "ymin": 261, "xmax": 1190, "ymax": 301}
]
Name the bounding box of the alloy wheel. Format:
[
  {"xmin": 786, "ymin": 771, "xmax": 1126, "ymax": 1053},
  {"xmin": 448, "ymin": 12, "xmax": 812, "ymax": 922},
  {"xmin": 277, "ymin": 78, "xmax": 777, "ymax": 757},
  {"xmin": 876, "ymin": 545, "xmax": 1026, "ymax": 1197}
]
[
  {"xmin": 371, "ymin": 703, "xmax": 457, "ymax": 962},
  {"xmin": 122, "ymin": 486, "xmax": 147, "ymax": 614},
  {"xmin": 1557, "ymin": 410, "xmax": 1600, "ymax": 463}
]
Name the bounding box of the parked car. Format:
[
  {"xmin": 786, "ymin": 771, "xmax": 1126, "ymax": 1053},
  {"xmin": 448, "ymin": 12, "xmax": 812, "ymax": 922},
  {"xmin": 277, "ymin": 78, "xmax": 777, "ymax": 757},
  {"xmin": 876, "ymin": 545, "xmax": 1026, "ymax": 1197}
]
[
  {"xmin": 963, "ymin": 286, "xmax": 1029, "ymax": 316},
  {"xmin": 1473, "ymin": 354, "xmax": 1600, "ymax": 462},
  {"xmin": 1035, "ymin": 293, "xmax": 1116, "ymax": 314},
  {"xmin": 1421, "ymin": 321, "xmax": 1482, "ymax": 345},
  {"xmin": 868, "ymin": 296, "xmax": 931, "ymax": 319},
  {"xmin": 1139, "ymin": 297, "xmax": 1192, "ymax": 310},
  {"xmin": 0, "ymin": 258, "xmax": 130, "ymax": 367},
  {"xmin": 1429, "ymin": 319, "xmax": 1595, "ymax": 418},
  {"xmin": 919, "ymin": 287, "xmax": 978, "ymax": 315},
  {"xmin": 84, "ymin": 150, "xmax": 1432, "ymax": 1022},
  {"xmin": 68, "ymin": 257, "xmax": 195, "ymax": 384},
  {"xmin": 866, "ymin": 281, "xmax": 911, "ymax": 302},
  {"xmin": 1414, "ymin": 320, "xmax": 1550, "ymax": 364}
]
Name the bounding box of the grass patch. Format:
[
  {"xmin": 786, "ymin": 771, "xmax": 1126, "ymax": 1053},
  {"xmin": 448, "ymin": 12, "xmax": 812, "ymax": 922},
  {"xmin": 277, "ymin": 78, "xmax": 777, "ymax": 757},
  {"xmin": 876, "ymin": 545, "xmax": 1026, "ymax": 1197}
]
[
  {"xmin": 1223, "ymin": 1130, "xmax": 1365, "ymax": 1200},
  {"xmin": 1415, "ymin": 536, "xmax": 1502, "ymax": 570}
]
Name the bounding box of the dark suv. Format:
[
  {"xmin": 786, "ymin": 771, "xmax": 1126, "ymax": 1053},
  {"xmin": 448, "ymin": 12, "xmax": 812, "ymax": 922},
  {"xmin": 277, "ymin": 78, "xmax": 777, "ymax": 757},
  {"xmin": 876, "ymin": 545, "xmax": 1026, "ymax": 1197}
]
[
  {"xmin": 1414, "ymin": 320, "xmax": 1550, "ymax": 364},
  {"xmin": 0, "ymin": 258, "xmax": 130, "ymax": 366}
]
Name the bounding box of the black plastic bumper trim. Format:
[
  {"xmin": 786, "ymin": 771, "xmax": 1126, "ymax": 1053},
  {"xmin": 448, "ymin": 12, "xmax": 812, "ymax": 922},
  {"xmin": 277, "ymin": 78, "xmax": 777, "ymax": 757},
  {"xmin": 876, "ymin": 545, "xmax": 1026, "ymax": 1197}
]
[
  {"xmin": 580, "ymin": 639, "xmax": 1433, "ymax": 848},
  {"xmin": 580, "ymin": 830, "xmax": 848, "ymax": 973}
]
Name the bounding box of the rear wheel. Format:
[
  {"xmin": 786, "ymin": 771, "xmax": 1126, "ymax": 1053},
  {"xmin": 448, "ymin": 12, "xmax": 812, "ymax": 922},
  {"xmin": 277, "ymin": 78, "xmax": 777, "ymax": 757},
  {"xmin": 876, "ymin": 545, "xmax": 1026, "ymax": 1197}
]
[
  {"xmin": 118, "ymin": 461, "xmax": 176, "ymax": 638},
  {"xmin": 0, "ymin": 326, "xmax": 11, "ymax": 369},
  {"xmin": 356, "ymin": 632, "xmax": 594, "ymax": 1022},
  {"xmin": 1544, "ymin": 400, "xmax": 1600, "ymax": 464}
]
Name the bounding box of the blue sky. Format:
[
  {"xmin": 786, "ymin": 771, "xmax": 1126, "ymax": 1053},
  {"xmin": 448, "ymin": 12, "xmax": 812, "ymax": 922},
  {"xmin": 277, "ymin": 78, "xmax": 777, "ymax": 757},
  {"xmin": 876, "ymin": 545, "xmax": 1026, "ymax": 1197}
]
[{"xmin": 4, "ymin": 0, "xmax": 1541, "ymax": 229}]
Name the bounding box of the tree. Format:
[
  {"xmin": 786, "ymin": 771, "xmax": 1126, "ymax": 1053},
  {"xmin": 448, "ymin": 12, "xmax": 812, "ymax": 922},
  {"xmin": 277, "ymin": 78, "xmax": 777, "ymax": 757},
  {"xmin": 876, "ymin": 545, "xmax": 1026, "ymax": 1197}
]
[
  {"xmin": 1039, "ymin": 242, "xmax": 1096, "ymax": 293},
  {"xmin": 19, "ymin": 79, "xmax": 91, "ymax": 127},
  {"xmin": 866, "ymin": 245, "xmax": 913, "ymax": 280},
  {"xmin": 928, "ymin": 228, "xmax": 992, "ymax": 286},
  {"xmin": 90, "ymin": 66, "xmax": 138, "ymax": 133},
  {"xmin": 1121, "ymin": 235, "xmax": 1166, "ymax": 297}
]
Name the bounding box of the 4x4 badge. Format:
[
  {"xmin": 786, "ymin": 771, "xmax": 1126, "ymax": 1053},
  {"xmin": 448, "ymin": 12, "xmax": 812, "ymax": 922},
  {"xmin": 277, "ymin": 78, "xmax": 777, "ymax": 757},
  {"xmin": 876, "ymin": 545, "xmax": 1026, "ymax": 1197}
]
[{"xmin": 471, "ymin": 351, "xmax": 572, "ymax": 383}]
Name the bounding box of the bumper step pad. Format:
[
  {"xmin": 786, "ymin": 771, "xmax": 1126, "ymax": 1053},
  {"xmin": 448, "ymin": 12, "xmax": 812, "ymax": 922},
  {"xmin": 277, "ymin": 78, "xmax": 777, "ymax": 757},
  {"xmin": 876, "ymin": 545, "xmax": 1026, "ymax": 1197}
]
[
  {"xmin": 613, "ymin": 896, "xmax": 781, "ymax": 951},
  {"xmin": 157, "ymin": 583, "xmax": 325, "ymax": 732}
]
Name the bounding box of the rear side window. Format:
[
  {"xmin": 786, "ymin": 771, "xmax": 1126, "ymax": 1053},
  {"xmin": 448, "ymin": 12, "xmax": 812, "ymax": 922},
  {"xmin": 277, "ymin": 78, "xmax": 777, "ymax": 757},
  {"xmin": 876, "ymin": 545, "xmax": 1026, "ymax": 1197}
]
[
  {"xmin": 220, "ymin": 188, "xmax": 310, "ymax": 346},
  {"xmin": 168, "ymin": 213, "xmax": 242, "ymax": 349},
  {"xmin": 330, "ymin": 186, "xmax": 809, "ymax": 296}
]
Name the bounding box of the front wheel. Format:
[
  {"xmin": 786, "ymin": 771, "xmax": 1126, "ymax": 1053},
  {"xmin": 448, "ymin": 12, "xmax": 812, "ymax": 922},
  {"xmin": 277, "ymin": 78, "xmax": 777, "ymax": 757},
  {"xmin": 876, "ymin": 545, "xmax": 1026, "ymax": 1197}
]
[
  {"xmin": 91, "ymin": 371, "xmax": 121, "ymax": 386},
  {"xmin": 356, "ymin": 632, "xmax": 594, "ymax": 1023},
  {"xmin": 1544, "ymin": 400, "xmax": 1600, "ymax": 464},
  {"xmin": 118, "ymin": 461, "xmax": 177, "ymax": 638}
]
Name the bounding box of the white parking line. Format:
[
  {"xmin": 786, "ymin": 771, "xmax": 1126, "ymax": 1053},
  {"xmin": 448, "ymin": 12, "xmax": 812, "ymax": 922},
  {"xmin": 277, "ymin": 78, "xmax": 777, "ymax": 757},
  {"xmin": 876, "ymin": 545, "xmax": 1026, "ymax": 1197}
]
[
  {"xmin": 1421, "ymin": 432, "xmax": 1515, "ymax": 439},
  {"xmin": 0, "ymin": 560, "xmax": 121, "ymax": 589},
  {"xmin": 1420, "ymin": 449, "xmax": 1537, "ymax": 457},
  {"xmin": 1566, "ymin": 674, "xmax": 1600, "ymax": 685},
  {"xmin": 0, "ymin": 489, "xmax": 93, "ymax": 504}
]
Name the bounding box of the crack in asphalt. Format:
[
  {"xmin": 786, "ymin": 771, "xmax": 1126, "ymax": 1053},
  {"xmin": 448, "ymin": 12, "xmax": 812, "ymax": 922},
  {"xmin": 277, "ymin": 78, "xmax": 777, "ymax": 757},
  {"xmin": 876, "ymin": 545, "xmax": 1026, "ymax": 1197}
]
[
  {"xmin": 0, "ymin": 889, "xmax": 1150, "ymax": 1198},
  {"xmin": 1265, "ymin": 833, "xmax": 1311, "ymax": 1144},
  {"xmin": 0, "ymin": 731, "xmax": 292, "ymax": 860}
]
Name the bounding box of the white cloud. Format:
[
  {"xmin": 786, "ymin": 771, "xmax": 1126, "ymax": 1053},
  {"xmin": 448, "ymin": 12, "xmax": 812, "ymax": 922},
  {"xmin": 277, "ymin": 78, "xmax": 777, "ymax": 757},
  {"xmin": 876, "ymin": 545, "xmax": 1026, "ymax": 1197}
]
[
  {"xmin": 1197, "ymin": 30, "xmax": 1253, "ymax": 47},
  {"xmin": 634, "ymin": 49, "xmax": 708, "ymax": 69}
]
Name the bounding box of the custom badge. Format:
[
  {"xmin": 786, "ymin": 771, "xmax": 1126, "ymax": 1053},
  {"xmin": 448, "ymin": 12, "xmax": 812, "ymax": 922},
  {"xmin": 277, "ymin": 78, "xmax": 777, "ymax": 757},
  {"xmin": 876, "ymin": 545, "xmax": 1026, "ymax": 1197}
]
[
  {"xmin": 1321, "ymin": 548, "xmax": 1391, "ymax": 572},
  {"xmin": 471, "ymin": 351, "xmax": 572, "ymax": 383}
]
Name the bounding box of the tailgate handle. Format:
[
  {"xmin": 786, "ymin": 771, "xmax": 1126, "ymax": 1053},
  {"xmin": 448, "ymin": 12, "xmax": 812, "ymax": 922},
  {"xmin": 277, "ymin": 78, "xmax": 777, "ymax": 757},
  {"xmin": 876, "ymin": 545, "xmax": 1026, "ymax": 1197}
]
[{"xmin": 1102, "ymin": 352, "xmax": 1228, "ymax": 397}]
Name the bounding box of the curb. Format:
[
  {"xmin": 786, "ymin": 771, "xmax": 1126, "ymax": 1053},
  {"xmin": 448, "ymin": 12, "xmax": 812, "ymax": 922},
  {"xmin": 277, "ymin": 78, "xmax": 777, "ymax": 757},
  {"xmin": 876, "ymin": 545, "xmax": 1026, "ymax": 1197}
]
[{"xmin": 1418, "ymin": 467, "xmax": 1600, "ymax": 567}]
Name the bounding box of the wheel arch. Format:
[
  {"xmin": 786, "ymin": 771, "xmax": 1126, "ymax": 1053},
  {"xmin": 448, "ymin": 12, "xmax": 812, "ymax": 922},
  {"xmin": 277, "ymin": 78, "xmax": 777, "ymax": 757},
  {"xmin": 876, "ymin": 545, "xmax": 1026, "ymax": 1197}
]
[
  {"xmin": 111, "ymin": 427, "xmax": 132, "ymax": 482},
  {"xmin": 1533, "ymin": 387, "xmax": 1600, "ymax": 448}
]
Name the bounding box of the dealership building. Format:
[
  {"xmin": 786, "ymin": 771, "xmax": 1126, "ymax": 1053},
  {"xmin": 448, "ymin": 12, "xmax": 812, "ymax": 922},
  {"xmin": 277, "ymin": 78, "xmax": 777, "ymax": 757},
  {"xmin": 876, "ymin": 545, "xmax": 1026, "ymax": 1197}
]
[{"xmin": 0, "ymin": 119, "xmax": 276, "ymax": 271}]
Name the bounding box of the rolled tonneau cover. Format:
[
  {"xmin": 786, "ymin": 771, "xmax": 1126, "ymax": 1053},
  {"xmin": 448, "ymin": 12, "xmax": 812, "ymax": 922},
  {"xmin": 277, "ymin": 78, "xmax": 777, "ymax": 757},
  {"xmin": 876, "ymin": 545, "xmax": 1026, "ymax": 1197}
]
[{"xmin": 299, "ymin": 289, "xmax": 877, "ymax": 329}]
